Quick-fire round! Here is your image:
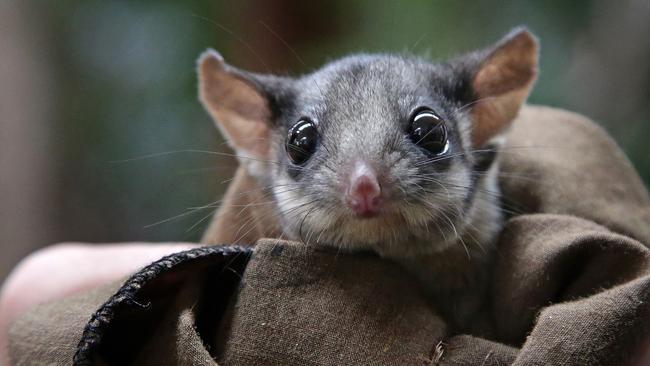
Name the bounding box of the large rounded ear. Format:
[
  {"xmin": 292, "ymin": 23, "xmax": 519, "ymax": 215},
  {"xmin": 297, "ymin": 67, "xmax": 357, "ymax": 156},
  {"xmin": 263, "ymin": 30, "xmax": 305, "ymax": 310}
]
[
  {"xmin": 468, "ymin": 28, "xmax": 539, "ymax": 146},
  {"xmin": 198, "ymin": 50, "xmax": 273, "ymax": 158}
]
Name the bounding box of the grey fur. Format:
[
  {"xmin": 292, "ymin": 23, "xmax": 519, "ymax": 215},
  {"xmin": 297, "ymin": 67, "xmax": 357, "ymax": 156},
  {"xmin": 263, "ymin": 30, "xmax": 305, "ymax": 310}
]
[{"xmin": 246, "ymin": 54, "xmax": 498, "ymax": 257}]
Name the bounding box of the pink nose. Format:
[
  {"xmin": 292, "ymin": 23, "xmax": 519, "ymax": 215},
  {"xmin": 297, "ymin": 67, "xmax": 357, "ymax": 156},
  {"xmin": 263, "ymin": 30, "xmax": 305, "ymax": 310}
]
[{"xmin": 345, "ymin": 162, "xmax": 382, "ymax": 217}]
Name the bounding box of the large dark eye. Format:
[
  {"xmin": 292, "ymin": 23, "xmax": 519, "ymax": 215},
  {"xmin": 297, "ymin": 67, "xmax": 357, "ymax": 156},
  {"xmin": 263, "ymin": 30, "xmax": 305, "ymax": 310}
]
[
  {"xmin": 409, "ymin": 109, "xmax": 448, "ymax": 155},
  {"xmin": 286, "ymin": 119, "xmax": 319, "ymax": 165}
]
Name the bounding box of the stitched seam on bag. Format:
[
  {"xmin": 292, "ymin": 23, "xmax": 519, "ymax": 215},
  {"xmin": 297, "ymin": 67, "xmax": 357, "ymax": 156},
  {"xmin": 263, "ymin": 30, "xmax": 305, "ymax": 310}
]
[{"xmin": 72, "ymin": 245, "xmax": 253, "ymax": 366}]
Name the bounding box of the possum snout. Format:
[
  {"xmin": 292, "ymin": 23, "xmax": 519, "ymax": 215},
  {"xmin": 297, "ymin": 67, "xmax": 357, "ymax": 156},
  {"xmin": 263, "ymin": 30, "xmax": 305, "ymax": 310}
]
[{"xmin": 344, "ymin": 161, "xmax": 383, "ymax": 218}]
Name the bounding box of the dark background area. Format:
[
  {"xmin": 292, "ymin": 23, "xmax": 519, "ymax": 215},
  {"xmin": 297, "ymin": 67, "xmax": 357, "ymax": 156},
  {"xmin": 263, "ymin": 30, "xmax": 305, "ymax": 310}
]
[{"xmin": 1, "ymin": 0, "xmax": 649, "ymax": 281}]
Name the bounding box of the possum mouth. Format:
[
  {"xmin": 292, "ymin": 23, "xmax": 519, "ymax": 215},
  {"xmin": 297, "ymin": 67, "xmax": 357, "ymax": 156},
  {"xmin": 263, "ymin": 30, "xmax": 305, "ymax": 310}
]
[
  {"xmin": 320, "ymin": 212, "xmax": 431, "ymax": 246},
  {"xmin": 311, "ymin": 202, "xmax": 467, "ymax": 254},
  {"xmin": 281, "ymin": 189, "xmax": 461, "ymax": 253}
]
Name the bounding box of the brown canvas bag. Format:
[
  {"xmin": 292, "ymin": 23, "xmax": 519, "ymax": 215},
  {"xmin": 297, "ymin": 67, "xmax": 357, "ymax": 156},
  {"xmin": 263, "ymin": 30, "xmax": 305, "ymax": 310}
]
[{"xmin": 8, "ymin": 106, "xmax": 650, "ymax": 365}]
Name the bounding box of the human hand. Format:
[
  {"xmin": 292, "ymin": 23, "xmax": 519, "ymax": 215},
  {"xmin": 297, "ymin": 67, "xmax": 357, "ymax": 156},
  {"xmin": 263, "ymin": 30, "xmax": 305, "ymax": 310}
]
[{"xmin": 0, "ymin": 242, "xmax": 197, "ymax": 364}]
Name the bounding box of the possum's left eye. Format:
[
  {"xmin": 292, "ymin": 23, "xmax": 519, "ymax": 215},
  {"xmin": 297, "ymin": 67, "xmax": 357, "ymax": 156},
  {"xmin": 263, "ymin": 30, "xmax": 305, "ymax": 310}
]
[
  {"xmin": 409, "ymin": 109, "xmax": 448, "ymax": 155},
  {"xmin": 286, "ymin": 119, "xmax": 319, "ymax": 165}
]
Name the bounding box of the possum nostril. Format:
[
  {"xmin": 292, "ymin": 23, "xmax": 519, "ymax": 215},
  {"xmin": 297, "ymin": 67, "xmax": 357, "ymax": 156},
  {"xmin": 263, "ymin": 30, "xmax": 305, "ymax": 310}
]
[
  {"xmin": 345, "ymin": 161, "xmax": 382, "ymax": 217},
  {"xmin": 350, "ymin": 175, "xmax": 381, "ymax": 199}
]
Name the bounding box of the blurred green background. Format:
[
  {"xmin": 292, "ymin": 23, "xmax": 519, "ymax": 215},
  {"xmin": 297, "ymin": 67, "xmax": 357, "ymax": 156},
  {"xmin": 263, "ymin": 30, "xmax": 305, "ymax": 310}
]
[{"xmin": 1, "ymin": 0, "xmax": 649, "ymax": 281}]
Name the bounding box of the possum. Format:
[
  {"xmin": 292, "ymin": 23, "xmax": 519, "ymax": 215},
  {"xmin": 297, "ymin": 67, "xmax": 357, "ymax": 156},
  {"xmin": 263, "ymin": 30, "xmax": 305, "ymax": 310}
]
[{"xmin": 197, "ymin": 27, "xmax": 538, "ymax": 331}]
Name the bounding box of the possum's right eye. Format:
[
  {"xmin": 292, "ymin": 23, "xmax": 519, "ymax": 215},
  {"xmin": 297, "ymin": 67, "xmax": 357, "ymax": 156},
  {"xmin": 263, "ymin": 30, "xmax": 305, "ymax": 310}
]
[{"xmin": 286, "ymin": 119, "xmax": 319, "ymax": 165}]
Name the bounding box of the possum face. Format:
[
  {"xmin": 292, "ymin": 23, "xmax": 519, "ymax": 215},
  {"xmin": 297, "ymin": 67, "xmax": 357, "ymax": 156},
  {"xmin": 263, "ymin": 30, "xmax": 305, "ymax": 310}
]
[{"xmin": 198, "ymin": 28, "xmax": 537, "ymax": 256}]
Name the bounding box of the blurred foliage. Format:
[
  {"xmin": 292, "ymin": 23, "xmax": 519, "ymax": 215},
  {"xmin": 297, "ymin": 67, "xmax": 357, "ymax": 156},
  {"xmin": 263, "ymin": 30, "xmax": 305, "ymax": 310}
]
[{"xmin": 23, "ymin": 0, "xmax": 650, "ymax": 243}]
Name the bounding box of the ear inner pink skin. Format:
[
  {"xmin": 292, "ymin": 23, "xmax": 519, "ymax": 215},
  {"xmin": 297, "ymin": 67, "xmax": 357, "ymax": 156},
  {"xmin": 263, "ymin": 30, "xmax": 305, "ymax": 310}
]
[
  {"xmin": 198, "ymin": 50, "xmax": 272, "ymax": 158},
  {"xmin": 345, "ymin": 161, "xmax": 383, "ymax": 218},
  {"xmin": 470, "ymin": 29, "xmax": 538, "ymax": 146}
]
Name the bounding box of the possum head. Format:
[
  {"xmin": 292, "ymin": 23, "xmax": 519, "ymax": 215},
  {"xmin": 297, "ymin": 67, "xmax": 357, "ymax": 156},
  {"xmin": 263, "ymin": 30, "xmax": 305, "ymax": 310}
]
[{"xmin": 198, "ymin": 28, "xmax": 538, "ymax": 257}]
